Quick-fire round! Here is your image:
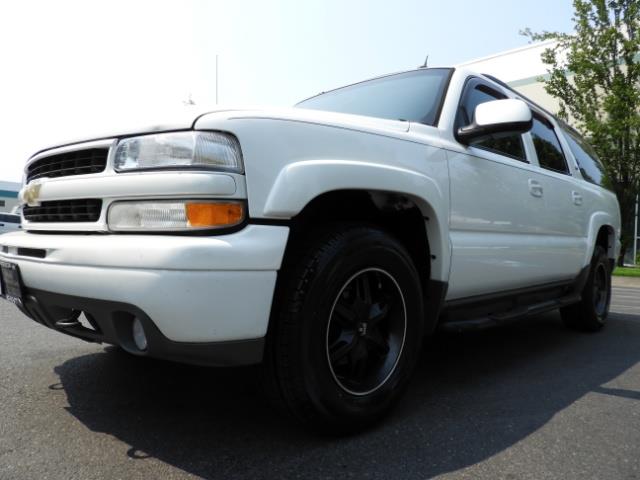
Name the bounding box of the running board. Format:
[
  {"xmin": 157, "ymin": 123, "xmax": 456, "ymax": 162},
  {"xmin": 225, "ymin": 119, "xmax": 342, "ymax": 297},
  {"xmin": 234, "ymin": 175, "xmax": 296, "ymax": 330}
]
[{"xmin": 439, "ymin": 293, "xmax": 581, "ymax": 333}]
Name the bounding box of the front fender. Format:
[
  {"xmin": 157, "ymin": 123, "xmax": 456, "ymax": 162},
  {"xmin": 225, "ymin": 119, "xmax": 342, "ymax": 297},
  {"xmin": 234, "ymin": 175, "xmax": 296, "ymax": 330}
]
[{"xmin": 262, "ymin": 159, "xmax": 451, "ymax": 282}]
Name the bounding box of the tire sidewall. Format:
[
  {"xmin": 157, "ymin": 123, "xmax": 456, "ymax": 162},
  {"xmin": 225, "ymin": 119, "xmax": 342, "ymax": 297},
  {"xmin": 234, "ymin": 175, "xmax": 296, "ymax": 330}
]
[{"xmin": 586, "ymin": 246, "xmax": 612, "ymax": 325}]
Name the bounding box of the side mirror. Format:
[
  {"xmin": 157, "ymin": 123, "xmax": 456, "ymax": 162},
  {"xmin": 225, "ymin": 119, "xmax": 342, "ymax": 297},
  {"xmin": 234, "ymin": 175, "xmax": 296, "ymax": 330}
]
[{"xmin": 456, "ymin": 98, "xmax": 532, "ymax": 145}]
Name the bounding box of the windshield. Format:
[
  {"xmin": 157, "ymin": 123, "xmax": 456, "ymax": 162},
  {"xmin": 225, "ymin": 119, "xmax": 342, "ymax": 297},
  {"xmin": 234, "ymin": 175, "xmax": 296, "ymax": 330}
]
[{"xmin": 296, "ymin": 68, "xmax": 452, "ymax": 126}]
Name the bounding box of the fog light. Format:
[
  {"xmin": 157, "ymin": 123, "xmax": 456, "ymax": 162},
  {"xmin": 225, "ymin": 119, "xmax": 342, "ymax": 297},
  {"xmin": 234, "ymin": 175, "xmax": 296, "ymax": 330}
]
[{"xmin": 132, "ymin": 317, "xmax": 148, "ymax": 351}]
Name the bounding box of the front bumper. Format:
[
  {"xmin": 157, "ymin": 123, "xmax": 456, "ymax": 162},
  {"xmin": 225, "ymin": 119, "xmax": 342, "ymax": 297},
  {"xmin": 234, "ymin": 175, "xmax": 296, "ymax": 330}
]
[{"xmin": 0, "ymin": 225, "xmax": 289, "ymax": 365}]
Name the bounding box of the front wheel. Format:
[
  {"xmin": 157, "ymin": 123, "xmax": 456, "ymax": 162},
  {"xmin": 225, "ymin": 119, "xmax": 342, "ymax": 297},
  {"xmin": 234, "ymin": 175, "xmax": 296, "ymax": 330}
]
[
  {"xmin": 261, "ymin": 225, "xmax": 424, "ymax": 433},
  {"xmin": 561, "ymin": 245, "xmax": 611, "ymax": 332}
]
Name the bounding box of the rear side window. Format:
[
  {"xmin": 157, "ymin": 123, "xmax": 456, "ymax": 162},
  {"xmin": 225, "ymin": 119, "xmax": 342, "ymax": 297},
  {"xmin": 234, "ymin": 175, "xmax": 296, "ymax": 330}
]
[
  {"xmin": 455, "ymin": 82, "xmax": 526, "ymax": 162},
  {"xmin": 531, "ymin": 117, "xmax": 568, "ymax": 174},
  {"xmin": 562, "ymin": 129, "xmax": 608, "ymax": 187}
]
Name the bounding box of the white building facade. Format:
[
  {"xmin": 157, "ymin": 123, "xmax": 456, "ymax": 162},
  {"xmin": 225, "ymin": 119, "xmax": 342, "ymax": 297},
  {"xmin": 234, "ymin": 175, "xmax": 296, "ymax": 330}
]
[
  {"xmin": 457, "ymin": 40, "xmax": 559, "ymax": 112},
  {"xmin": 0, "ymin": 181, "xmax": 20, "ymax": 213}
]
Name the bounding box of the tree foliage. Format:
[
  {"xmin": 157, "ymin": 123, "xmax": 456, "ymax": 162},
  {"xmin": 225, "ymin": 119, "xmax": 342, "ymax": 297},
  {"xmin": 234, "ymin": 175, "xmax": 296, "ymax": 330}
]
[{"xmin": 523, "ymin": 0, "xmax": 640, "ymax": 264}]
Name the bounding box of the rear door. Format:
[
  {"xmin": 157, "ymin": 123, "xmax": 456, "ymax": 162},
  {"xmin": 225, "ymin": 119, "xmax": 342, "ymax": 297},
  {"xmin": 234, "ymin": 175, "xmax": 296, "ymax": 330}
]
[
  {"xmin": 525, "ymin": 113, "xmax": 587, "ymax": 277},
  {"xmin": 557, "ymin": 125, "xmax": 613, "ymax": 258}
]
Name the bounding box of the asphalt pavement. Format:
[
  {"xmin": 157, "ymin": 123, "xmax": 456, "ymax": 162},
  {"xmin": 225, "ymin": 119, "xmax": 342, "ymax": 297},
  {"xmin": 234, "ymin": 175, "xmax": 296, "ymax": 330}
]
[{"xmin": 1, "ymin": 281, "xmax": 640, "ymax": 480}]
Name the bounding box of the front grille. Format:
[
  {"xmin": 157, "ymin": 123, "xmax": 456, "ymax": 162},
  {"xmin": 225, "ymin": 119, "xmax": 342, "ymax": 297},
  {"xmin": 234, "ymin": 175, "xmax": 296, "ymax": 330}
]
[
  {"xmin": 26, "ymin": 148, "xmax": 108, "ymax": 183},
  {"xmin": 23, "ymin": 199, "xmax": 102, "ymax": 223}
]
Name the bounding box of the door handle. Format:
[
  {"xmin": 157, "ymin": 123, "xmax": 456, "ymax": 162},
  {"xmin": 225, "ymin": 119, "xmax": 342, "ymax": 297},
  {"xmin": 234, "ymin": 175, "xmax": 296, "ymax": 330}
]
[
  {"xmin": 572, "ymin": 191, "xmax": 583, "ymax": 206},
  {"xmin": 528, "ymin": 179, "xmax": 543, "ymax": 198}
]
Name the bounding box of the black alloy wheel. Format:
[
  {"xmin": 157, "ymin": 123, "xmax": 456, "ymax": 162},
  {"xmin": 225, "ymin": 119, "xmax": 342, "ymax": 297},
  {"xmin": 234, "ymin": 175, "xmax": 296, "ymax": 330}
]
[
  {"xmin": 561, "ymin": 245, "xmax": 611, "ymax": 332},
  {"xmin": 592, "ymin": 262, "xmax": 609, "ymax": 317},
  {"xmin": 326, "ymin": 268, "xmax": 407, "ymax": 396}
]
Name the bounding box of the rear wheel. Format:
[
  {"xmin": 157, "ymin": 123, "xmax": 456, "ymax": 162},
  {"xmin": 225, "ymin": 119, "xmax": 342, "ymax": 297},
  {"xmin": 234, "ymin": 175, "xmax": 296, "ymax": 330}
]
[
  {"xmin": 561, "ymin": 246, "xmax": 611, "ymax": 332},
  {"xmin": 261, "ymin": 225, "xmax": 424, "ymax": 433}
]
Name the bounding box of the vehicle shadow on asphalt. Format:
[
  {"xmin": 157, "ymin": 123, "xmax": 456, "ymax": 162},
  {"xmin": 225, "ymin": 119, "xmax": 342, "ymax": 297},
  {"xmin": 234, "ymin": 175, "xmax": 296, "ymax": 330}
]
[{"xmin": 53, "ymin": 311, "xmax": 640, "ymax": 479}]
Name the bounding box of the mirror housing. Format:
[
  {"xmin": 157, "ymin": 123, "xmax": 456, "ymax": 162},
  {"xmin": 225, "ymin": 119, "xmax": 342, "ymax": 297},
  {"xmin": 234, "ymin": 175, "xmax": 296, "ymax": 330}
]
[{"xmin": 456, "ymin": 98, "xmax": 533, "ymax": 145}]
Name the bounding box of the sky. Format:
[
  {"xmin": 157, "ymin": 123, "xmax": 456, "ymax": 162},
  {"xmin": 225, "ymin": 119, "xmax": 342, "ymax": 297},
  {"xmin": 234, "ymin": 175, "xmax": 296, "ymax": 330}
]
[{"xmin": 0, "ymin": 0, "xmax": 574, "ymax": 183}]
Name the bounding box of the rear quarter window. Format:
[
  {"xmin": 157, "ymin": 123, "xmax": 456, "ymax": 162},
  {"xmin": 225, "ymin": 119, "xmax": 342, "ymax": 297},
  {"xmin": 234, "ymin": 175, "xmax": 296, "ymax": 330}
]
[{"xmin": 562, "ymin": 128, "xmax": 609, "ymax": 188}]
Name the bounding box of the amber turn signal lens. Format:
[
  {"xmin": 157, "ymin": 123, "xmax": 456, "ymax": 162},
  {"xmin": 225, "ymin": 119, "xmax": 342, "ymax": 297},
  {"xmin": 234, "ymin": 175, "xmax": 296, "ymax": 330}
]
[{"xmin": 186, "ymin": 202, "xmax": 244, "ymax": 228}]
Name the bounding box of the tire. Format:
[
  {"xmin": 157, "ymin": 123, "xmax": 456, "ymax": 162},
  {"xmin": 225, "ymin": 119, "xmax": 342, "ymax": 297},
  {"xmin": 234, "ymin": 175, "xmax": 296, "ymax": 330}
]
[
  {"xmin": 561, "ymin": 246, "xmax": 611, "ymax": 332},
  {"xmin": 261, "ymin": 225, "xmax": 424, "ymax": 433}
]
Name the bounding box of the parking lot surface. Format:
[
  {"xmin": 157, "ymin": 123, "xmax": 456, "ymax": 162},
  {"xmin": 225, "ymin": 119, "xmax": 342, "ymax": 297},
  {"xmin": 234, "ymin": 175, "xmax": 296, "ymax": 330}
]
[{"xmin": 1, "ymin": 282, "xmax": 639, "ymax": 480}]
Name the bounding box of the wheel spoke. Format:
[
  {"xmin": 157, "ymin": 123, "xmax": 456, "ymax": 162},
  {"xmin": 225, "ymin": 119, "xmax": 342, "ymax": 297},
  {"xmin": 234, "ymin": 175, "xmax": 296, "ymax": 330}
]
[
  {"xmin": 349, "ymin": 342, "xmax": 369, "ymax": 380},
  {"xmin": 329, "ymin": 333, "xmax": 356, "ymax": 363},
  {"xmin": 365, "ymin": 329, "xmax": 390, "ymax": 356},
  {"xmin": 369, "ymin": 301, "xmax": 390, "ymax": 326},
  {"xmin": 357, "ymin": 274, "xmax": 373, "ymax": 304},
  {"xmin": 333, "ymin": 303, "xmax": 358, "ymax": 325}
]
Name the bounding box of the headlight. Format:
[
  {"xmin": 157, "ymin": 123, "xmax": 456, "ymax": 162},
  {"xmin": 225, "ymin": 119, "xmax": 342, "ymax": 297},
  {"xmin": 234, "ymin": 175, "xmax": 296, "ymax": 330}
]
[
  {"xmin": 108, "ymin": 200, "xmax": 245, "ymax": 231},
  {"xmin": 114, "ymin": 132, "xmax": 243, "ymax": 172}
]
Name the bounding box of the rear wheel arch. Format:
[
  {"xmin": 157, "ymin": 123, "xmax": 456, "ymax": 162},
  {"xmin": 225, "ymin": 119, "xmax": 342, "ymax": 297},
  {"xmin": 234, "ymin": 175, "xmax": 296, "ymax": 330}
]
[
  {"xmin": 595, "ymin": 224, "xmax": 616, "ymax": 260},
  {"xmin": 584, "ymin": 214, "xmax": 618, "ymax": 267}
]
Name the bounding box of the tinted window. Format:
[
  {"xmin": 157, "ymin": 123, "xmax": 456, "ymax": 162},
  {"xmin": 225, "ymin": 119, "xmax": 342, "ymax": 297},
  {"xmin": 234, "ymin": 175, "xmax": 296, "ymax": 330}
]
[
  {"xmin": 531, "ymin": 117, "xmax": 568, "ymax": 173},
  {"xmin": 0, "ymin": 214, "xmax": 20, "ymax": 223},
  {"xmin": 456, "ymin": 83, "xmax": 526, "ymax": 161},
  {"xmin": 562, "ymin": 129, "xmax": 608, "ymax": 186},
  {"xmin": 296, "ymin": 69, "xmax": 451, "ymax": 126}
]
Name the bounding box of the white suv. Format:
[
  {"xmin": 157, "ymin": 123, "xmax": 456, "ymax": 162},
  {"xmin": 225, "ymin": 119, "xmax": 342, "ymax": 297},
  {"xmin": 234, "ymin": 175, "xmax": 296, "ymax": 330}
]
[{"xmin": 0, "ymin": 67, "xmax": 621, "ymax": 432}]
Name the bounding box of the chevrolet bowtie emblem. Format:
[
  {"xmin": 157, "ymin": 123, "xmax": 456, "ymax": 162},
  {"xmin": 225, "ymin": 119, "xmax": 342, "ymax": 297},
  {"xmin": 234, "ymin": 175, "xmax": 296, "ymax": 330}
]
[{"xmin": 22, "ymin": 182, "xmax": 43, "ymax": 207}]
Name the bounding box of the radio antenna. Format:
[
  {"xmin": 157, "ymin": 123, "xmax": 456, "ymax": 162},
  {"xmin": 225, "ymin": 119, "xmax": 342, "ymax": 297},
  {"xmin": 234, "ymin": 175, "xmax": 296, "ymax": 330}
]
[{"xmin": 420, "ymin": 55, "xmax": 429, "ymax": 68}]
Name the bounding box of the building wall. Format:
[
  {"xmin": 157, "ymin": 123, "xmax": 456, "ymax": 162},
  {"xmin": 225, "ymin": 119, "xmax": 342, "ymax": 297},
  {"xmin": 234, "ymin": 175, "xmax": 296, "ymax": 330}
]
[
  {"xmin": 457, "ymin": 40, "xmax": 560, "ymax": 113},
  {"xmin": 0, "ymin": 196, "xmax": 19, "ymax": 213},
  {"xmin": 508, "ymin": 78, "xmax": 561, "ymax": 114},
  {"xmin": 0, "ymin": 182, "xmax": 21, "ymax": 213}
]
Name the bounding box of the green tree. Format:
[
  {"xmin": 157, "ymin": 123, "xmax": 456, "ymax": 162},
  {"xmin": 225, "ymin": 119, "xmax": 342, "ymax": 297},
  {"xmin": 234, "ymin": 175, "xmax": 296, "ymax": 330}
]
[{"xmin": 523, "ymin": 0, "xmax": 640, "ymax": 265}]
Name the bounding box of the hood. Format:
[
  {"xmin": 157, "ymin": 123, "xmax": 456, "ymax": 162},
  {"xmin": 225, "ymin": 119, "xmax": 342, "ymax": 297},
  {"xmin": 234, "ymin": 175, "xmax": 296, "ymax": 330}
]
[
  {"xmin": 196, "ymin": 106, "xmax": 411, "ymax": 137},
  {"xmin": 31, "ymin": 105, "xmax": 413, "ymax": 158}
]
